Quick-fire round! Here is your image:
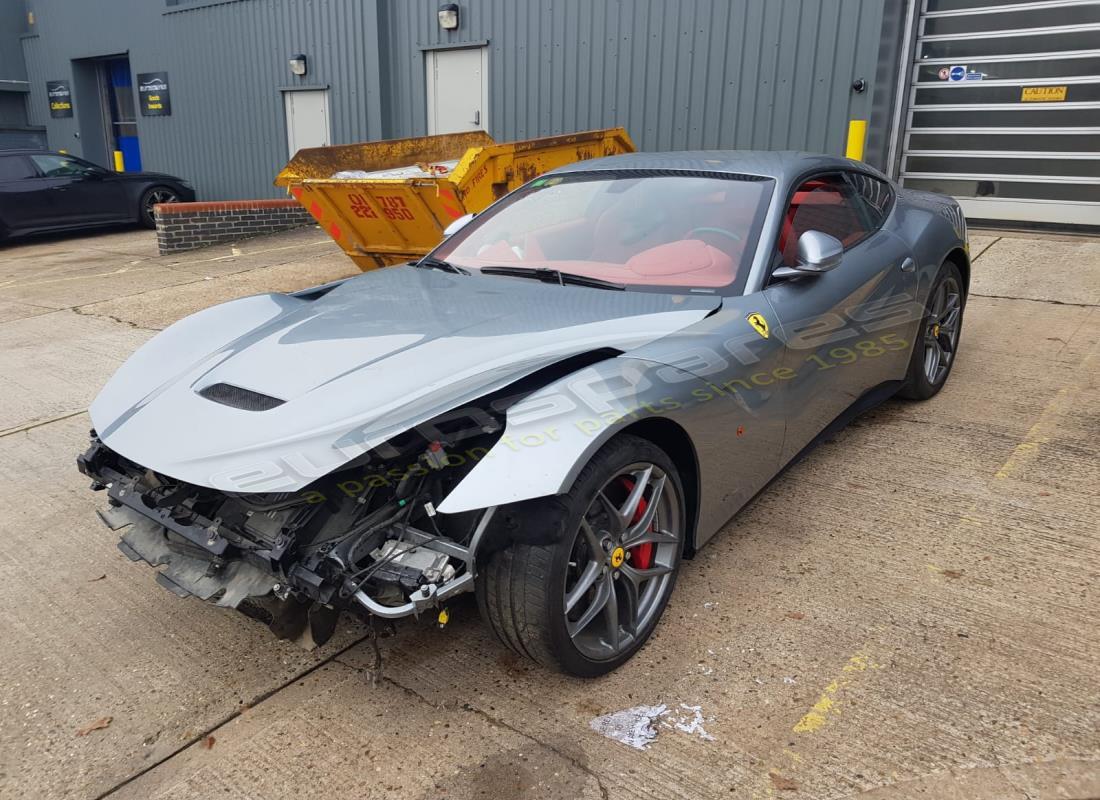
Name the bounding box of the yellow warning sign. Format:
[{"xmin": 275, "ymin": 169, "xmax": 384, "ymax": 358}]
[
  {"xmin": 746, "ymin": 312, "xmax": 770, "ymax": 339},
  {"xmin": 1021, "ymin": 86, "xmax": 1067, "ymax": 103}
]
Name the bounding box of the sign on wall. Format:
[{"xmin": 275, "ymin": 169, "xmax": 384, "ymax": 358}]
[
  {"xmin": 46, "ymin": 80, "xmax": 73, "ymax": 118},
  {"xmin": 137, "ymin": 72, "xmax": 172, "ymax": 116}
]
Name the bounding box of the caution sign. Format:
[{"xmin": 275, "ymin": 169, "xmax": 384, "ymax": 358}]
[
  {"xmin": 1021, "ymin": 86, "xmax": 1067, "ymax": 103},
  {"xmin": 137, "ymin": 72, "xmax": 172, "ymax": 116},
  {"xmin": 47, "ymin": 80, "xmax": 73, "ymax": 118},
  {"xmin": 746, "ymin": 312, "xmax": 769, "ymax": 339}
]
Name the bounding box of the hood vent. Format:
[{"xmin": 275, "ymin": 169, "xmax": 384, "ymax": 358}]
[{"xmin": 198, "ymin": 383, "xmax": 285, "ymax": 412}]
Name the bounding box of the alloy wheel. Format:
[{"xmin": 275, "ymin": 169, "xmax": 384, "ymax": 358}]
[
  {"xmin": 145, "ymin": 188, "xmax": 179, "ymax": 219},
  {"xmin": 563, "ymin": 462, "xmax": 681, "ymax": 660},
  {"xmin": 923, "ymin": 275, "xmax": 962, "ymax": 385}
]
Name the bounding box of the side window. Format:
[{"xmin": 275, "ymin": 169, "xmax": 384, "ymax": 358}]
[
  {"xmin": 778, "ymin": 174, "xmax": 870, "ymax": 266},
  {"xmin": 846, "ymin": 171, "xmax": 893, "ymax": 229},
  {"xmin": 0, "ymin": 156, "xmax": 37, "ymax": 181},
  {"xmin": 29, "ymin": 154, "xmax": 95, "ymax": 178}
]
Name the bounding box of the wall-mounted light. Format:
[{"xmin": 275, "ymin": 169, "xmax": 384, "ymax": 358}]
[
  {"xmin": 289, "ymin": 54, "xmax": 308, "ymax": 77},
  {"xmin": 438, "ymin": 3, "xmax": 459, "ymax": 30}
]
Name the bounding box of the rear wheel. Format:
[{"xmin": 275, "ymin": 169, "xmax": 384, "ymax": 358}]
[
  {"xmin": 898, "ymin": 260, "xmax": 965, "ymax": 400},
  {"xmin": 139, "ymin": 186, "xmax": 179, "ymax": 229},
  {"xmin": 478, "ymin": 435, "xmax": 685, "ymax": 677}
]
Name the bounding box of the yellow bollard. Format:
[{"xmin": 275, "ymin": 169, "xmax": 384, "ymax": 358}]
[
  {"xmin": 113, "ymin": 150, "xmax": 125, "ymax": 172},
  {"xmin": 845, "ymin": 120, "xmax": 867, "ymax": 162}
]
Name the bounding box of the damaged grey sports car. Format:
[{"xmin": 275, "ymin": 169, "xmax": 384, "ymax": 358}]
[{"xmin": 79, "ymin": 151, "xmax": 969, "ymax": 676}]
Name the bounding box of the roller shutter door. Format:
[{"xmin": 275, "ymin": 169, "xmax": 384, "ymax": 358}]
[{"xmin": 900, "ymin": 0, "xmax": 1100, "ymax": 225}]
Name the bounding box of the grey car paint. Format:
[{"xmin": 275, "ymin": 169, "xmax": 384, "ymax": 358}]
[
  {"xmin": 439, "ymin": 153, "xmax": 967, "ymax": 548},
  {"xmin": 88, "ymin": 151, "xmax": 967, "ymax": 553},
  {"xmin": 89, "ymin": 265, "xmax": 720, "ymax": 493}
]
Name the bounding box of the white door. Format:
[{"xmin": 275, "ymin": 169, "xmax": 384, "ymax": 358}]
[
  {"xmin": 284, "ymin": 90, "xmax": 330, "ymax": 157},
  {"xmin": 426, "ymin": 47, "xmax": 488, "ymax": 135}
]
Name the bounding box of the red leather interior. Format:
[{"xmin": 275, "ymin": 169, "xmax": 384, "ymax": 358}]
[
  {"xmin": 779, "ymin": 179, "xmax": 867, "ymax": 265},
  {"xmin": 468, "ymin": 239, "xmax": 737, "ymax": 287},
  {"xmin": 457, "ymin": 184, "xmax": 758, "ymax": 288},
  {"xmin": 624, "ymin": 240, "xmax": 736, "ymax": 285}
]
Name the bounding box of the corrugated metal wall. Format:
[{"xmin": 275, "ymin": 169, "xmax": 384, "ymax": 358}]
[
  {"xmin": 18, "ymin": 0, "xmax": 890, "ymax": 200},
  {"xmin": 18, "ymin": 0, "xmax": 387, "ymax": 199},
  {"xmin": 383, "ymin": 0, "xmax": 884, "ymax": 157}
]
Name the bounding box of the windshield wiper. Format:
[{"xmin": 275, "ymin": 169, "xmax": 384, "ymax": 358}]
[
  {"xmin": 480, "ymin": 266, "xmax": 625, "ymax": 291},
  {"xmin": 415, "ymin": 256, "xmax": 470, "ymax": 275}
]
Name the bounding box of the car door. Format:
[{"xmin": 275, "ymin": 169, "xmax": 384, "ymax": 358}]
[
  {"xmin": 0, "ymin": 153, "xmax": 54, "ymax": 232},
  {"xmin": 27, "ymin": 154, "xmax": 130, "ymax": 225},
  {"xmin": 765, "ymin": 171, "xmax": 918, "ymax": 464}
]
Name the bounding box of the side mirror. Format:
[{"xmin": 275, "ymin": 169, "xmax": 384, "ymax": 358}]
[
  {"xmin": 443, "ymin": 212, "xmax": 475, "ymax": 237},
  {"xmin": 773, "ymin": 230, "xmax": 844, "ymax": 279}
]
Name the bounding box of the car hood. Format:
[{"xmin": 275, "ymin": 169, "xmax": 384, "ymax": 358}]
[{"xmin": 90, "ymin": 266, "xmax": 719, "ymax": 492}]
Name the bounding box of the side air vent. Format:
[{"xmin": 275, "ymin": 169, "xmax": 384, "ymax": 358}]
[{"xmin": 198, "ymin": 383, "xmax": 285, "ymax": 411}]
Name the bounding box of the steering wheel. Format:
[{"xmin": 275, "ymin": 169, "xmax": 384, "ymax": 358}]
[{"xmin": 686, "ymin": 226, "xmax": 742, "ymax": 242}]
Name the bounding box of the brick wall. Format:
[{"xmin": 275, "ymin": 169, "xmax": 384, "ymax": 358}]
[{"xmin": 154, "ymin": 199, "xmax": 313, "ymax": 254}]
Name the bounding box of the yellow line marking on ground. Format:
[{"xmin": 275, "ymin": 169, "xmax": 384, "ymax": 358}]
[
  {"xmin": 748, "ymin": 655, "xmax": 875, "ymax": 800},
  {"xmin": 166, "ymin": 235, "xmax": 334, "ymax": 266},
  {"xmin": 995, "ymin": 386, "xmax": 1070, "ymax": 480},
  {"xmin": 0, "ymin": 266, "xmax": 140, "ymax": 290},
  {"xmin": 792, "ymin": 652, "xmax": 880, "ymax": 734}
]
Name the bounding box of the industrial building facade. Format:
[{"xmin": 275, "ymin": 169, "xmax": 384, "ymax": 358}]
[{"xmin": 1, "ymin": 0, "xmax": 1096, "ymax": 226}]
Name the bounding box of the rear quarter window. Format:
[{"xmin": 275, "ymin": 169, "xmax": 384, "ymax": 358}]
[
  {"xmin": 0, "ymin": 156, "xmax": 36, "ymax": 181},
  {"xmin": 846, "ymin": 171, "xmax": 894, "ymax": 228}
]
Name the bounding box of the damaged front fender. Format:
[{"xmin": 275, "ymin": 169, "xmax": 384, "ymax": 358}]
[{"xmin": 438, "ymin": 356, "xmax": 713, "ymax": 516}]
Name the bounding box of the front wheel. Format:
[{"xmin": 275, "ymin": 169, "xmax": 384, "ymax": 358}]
[
  {"xmin": 898, "ymin": 260, "xmax": 965, "ymax": 400},
  {"xmin": 478, "ymin": 435, "xmax": 686, "ymax": 677},
  {"xmin": 139, "ymin": 186, "xmax": 179, "ymax": 229}
]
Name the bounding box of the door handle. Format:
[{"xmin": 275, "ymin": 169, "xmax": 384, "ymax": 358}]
[{"xmin": 899, "ymin": 257, "xmax": 915, "ymax": 273}]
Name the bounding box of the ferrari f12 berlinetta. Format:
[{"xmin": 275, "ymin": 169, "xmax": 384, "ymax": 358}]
[{"xmin": 79, "ymin": 151, "xmax": 968, "ymax": 676}]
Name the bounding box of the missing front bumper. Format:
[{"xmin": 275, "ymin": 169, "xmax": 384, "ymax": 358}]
[{"xmin": 110, "ymin": 505, "xmax": 337, "ymax": 648}]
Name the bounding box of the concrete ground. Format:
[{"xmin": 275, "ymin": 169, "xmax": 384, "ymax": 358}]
[{"xmin": 0, "ymin": 225, "xmax": 1096, "ymax": 800}]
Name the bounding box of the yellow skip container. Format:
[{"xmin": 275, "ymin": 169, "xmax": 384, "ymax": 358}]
[{"xmin": 275, "ymin": 128, "xmax": 635, "ymax": 271}]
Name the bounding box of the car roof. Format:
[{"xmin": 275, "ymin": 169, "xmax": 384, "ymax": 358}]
[{"xmin": 546, "ymin": 150, "xmax": 887, "ymax": 184}]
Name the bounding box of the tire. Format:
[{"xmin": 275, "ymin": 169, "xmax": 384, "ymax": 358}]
[
  {"xmin": 477, "ymin": 434, "xmax": 686, "ymax": 677},
  {"xmin": 898, "ymin": 260, "xmax": 966, "ymax": 400},
  {"xmin": 139, "ymin": 186, "xmax": 180, "ymax": 229}
]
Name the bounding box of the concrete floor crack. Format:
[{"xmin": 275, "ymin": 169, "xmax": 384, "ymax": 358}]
[
  {"xmin": 969, "ymin": 292, "xmax": 1098, "ymax": 308},
  {"xmin": 70, "ymin": 304, "xmax": 163, "ymax": 331},
  {"xmin": 93, "ymin": 633, "xmax": 369, "ymax": 800},
  {"xmin": 970, "ymin": 236, "xmax": 1002, "ymax": 263},
  {"xmin": 361, "ymin": 667, "xmax": 611, "ymax": 800}
]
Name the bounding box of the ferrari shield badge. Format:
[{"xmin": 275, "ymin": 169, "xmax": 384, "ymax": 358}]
[{"xmin": 746, "ymin": 312, "xmax": 769, "ymax": 339}]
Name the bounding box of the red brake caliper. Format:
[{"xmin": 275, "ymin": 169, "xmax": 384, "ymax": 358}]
[{"xmin": 620, "ymin": 478, "xmax": 654, "ymax": 569}]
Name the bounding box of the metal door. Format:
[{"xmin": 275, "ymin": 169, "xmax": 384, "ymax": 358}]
[
  {"xmin": 897, "ymin": 0, "xmax": 1100, "ymax": 225},
  {"xmin": 0, "ymin": 154, "xmax": 49, "ymax": 231},
  {"xmin": 284, "ymin": 90, "xmax": 331, "ymax": 158},
  {"xmin": 766, "ymin": 175, "xmax": 918, "ymax": 463},
  {"xmin": 27, "ymin": 153, "xmax": 127, "ymax": 223},
  {"xmin": 100, "ymin": 57, "xmax": 141, "ymax": 172},
  {"xmin": 426, "ymin": 47, "xmax": 488, "ymax": 135}
]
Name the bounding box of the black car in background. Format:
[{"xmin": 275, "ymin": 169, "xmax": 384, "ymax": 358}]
[{"xmin": 0, "ymin": 150, "xmax": 195, "ymax": 241}]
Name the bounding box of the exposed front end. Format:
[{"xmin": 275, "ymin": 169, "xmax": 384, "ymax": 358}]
[{"xmin": 77, "ymin": 426, "xmax": 500, "ymax": 647}]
